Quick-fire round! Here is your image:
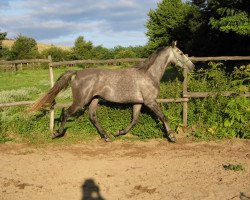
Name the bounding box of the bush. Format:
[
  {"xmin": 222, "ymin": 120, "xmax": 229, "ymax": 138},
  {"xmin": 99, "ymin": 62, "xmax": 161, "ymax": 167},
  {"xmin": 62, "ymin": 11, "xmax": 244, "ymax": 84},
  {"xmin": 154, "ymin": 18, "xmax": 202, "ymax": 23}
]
[
  {"xmin": 188, "ymin": 63, "xmax": 250, "ymax": 140},
  {"xmin": 10, "ymin": 35, "xmax": 39, "ymax": 60},
  {"xmin": 41, "ymin": 46, "xmax": 71, "ymax": 62},
  {"xmin": 0, "ymin": 100, "xmax": 182, "ymax": 142}
]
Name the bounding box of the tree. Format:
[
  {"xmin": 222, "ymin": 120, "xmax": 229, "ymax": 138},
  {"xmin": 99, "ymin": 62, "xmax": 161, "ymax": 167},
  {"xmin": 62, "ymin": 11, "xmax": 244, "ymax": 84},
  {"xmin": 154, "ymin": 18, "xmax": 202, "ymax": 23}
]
[
  {"xmin": 41, "ymin": 46, "xmax": 71, "ymax": 61},
  {"xmin": 208, "ymin": 0, "xmax": 250, "ymax": 36},
  {"xmin": 91, "ymin": 45, "xmax": 114, "ymax": 59},
  {"xmin": 145, "ymin": 0, "xmax": 250, "ymax": 56},
  {"xmin": 72, "ymin": 36, "xmax": 94, "ymax": 60},
  {"xmin": 0, "ymin": 47, "xmax": 12, "ymax": 60},
  {"xmin": 125, "ymin": 46, "xmax": 150, "ymax": 58},
  {"xmin": 111, "ymin": 46, "xmax": 137, "ymax": 59},
  {"xmin": 0, "ymin": 32, "xmax": 7, "ymax": 58},
  {"xmin": 11, "ymin": 35, "xmax": 39, "ymax": 59},
  {"xmin": 0, "ymin": 32, "xmax": 7, "ymax": 44},
  {"xmin": 189, "ymin": 0, "xmax": 250, "ymax": 55},
  {"xmin": 145, "ymin": 0, "xmax": 190, "ymax": 50}
]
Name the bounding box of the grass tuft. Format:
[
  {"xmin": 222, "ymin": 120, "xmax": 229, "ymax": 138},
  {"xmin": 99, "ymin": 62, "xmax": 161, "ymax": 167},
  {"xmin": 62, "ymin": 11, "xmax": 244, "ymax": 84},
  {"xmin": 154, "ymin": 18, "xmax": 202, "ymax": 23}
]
[{"xmin": 223, "ymin": 164, "xmax": 244, "ymax": 171}]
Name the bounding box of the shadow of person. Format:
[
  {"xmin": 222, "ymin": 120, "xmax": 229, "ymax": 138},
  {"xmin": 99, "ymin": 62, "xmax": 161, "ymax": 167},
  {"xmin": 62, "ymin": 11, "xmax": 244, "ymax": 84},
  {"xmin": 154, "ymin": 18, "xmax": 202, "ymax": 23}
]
[
  {"xmin": 240, "ymin": 192, "xmax": 250, "ymax": 200},
  {"xmin": 81, "ymin": 179, "xmax": 105, "ymax": 200}
]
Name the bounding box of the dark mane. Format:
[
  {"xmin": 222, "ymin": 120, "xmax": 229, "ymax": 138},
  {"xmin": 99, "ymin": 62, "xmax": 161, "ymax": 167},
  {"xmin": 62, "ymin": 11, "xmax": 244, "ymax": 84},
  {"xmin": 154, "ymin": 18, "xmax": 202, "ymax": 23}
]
[{"xmin": 134, "ymin": 47, "xmax": 166, "ymax": 72}]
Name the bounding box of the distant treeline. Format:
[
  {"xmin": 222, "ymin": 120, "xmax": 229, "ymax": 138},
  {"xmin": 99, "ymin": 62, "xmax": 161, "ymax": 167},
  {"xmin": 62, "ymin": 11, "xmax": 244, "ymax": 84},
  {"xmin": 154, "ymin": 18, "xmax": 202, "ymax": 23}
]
[
  {"xmin": 0, "ymin": 0, "xmax": 249, "ymax": 61},
  {"xmin": 0, "ymin": 35, "xmax": 149, "ymax": 62}
]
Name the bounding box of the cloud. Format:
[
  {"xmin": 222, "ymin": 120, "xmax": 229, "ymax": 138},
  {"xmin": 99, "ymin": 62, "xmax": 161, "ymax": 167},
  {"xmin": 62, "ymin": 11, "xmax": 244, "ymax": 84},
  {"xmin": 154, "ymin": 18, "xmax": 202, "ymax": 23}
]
[
  {"xmin": 0, "ymin": 0, "xmax": 158, "ymax": 47},
  {"xmin": 0, "ymin": 0, "xmax": 10, "ymax": 9}
]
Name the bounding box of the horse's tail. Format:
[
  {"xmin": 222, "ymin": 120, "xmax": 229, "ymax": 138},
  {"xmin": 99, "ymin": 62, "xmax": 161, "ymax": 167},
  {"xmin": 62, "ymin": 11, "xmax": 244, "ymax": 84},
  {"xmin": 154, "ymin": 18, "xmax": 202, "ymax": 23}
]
[{"xmin": 27, "ymin": 71, "xmax": 76, "ymax": 112}]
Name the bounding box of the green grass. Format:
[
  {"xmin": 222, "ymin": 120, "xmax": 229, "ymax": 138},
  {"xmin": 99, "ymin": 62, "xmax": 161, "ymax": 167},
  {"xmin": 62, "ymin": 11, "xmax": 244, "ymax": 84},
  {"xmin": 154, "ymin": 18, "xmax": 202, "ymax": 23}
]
[
  {"xmin": 223, "ymin": 164, "xmax": 244, "ymax": 171},
  {"xmin": 0, "ymin": 65, "xmax": 128, "ymax": 100},
  {"xmin": 0, "ymin": 68, "xmax": 71, "ymax": 91},
  {"xmin": 0, "ymin": 137, "xmax": 14, "ymax": 143},
  {"xmin": 0, "ymin": 68, "xmax": 80, "ymax": 104}
]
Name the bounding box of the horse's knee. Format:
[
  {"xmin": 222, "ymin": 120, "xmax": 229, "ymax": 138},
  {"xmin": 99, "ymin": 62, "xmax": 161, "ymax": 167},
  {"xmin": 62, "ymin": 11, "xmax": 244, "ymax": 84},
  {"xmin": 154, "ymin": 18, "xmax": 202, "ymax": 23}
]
[
  {"xmin": 133, "ymin": 118, "xmax": 139, "ymax": 125},
  {"xmin": 66, "ymin": 104, "xmax": 80, "ymax": 117},
  {"xmin": 162, "ymin": 115, "xmax": 169, "ymax": 122},
  {"xmin": 61, "ymin": 109, "xmax": 70, "ymax": 120}
]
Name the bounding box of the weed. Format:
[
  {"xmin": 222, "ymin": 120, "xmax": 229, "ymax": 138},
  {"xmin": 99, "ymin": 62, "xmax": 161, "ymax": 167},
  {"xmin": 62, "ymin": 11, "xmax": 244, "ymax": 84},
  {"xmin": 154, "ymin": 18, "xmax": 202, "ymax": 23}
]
[
  {"xmin": 0, "ymin": 136, "xmax": 13, "ymax": 143},
  {"xmin": 223, "ymin": 164, "xmax": 244, "ymax": 171}
]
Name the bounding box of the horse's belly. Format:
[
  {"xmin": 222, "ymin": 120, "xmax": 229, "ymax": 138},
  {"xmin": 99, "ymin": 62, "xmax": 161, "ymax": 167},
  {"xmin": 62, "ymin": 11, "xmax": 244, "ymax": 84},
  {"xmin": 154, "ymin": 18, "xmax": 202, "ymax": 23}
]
[{"xmin": 96, "ymin": 85, "xmax": 143, "ymax": 104}]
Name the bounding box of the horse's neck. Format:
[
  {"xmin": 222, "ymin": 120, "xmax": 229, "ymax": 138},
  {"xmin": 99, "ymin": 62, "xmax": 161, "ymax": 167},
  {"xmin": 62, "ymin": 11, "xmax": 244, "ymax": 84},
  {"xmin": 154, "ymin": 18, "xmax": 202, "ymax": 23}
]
[{"xmin": 146, "ymin": 57, "xmax": 170, "ymax": 83}]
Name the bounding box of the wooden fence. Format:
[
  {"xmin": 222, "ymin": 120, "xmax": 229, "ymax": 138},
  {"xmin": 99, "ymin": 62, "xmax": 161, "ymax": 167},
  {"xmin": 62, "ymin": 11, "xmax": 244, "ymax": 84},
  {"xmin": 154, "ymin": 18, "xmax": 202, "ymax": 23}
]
[
  {"xmin": 0, "ymin": 56, "xmax": 250, "ymax": 131},
  {"xmin": 0, "ymin": 59, "xmax": 49, "ymax": 71}
]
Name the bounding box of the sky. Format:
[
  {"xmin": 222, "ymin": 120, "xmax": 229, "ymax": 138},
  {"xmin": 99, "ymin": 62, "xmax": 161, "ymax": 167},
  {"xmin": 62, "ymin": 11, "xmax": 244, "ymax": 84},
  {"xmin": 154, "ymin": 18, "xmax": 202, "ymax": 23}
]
[{"xmin": 0, "ymin": 0, "xmax": 160, "ymax": 48}]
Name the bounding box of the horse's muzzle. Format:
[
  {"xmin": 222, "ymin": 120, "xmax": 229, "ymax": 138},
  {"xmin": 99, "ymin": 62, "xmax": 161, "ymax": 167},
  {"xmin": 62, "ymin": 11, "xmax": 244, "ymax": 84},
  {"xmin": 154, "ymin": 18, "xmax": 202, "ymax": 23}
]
[{"xmin": 186, "ymin": 62, "xmax": 195, "ymax": 72}]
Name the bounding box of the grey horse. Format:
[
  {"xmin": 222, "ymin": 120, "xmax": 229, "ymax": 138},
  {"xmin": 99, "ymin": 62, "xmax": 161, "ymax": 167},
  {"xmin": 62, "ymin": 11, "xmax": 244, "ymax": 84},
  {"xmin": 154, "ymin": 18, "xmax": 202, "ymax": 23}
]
[{"xmin": 28, "ymin": 41, "xmax": 194, "ymax": 142}]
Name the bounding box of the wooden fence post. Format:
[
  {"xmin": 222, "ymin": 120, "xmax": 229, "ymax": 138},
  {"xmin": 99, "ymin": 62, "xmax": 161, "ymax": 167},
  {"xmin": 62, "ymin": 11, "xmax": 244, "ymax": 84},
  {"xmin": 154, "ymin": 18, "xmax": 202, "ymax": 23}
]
[
  {"xmin": 48, "ymin": 55, "xmax": 55, "ymax": 132},
  {"xmin": 182, "ymin": 67, "xmax": 188, "ymax": 127}
]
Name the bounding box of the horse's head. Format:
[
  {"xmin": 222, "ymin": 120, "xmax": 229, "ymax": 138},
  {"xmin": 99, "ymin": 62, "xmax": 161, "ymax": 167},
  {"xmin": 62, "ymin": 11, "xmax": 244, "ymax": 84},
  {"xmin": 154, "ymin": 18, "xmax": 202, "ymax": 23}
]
[{"xmin": 169, "ymin": 41, "xmax": 195, "ymax": 72}]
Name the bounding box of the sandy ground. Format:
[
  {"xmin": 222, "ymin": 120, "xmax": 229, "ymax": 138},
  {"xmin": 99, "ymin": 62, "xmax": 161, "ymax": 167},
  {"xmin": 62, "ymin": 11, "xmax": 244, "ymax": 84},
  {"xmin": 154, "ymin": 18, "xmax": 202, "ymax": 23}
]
[{"xmin": 0, "ymin": 139, "xmax": 250, "ymax": 200}]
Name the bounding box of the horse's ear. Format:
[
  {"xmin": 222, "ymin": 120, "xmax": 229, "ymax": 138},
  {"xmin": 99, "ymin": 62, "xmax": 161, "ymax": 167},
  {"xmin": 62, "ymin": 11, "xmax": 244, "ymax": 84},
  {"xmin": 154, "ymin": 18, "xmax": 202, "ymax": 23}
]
[{"xmin": 171, "ymin": 41, "xmax": 177, "ymax": 48}]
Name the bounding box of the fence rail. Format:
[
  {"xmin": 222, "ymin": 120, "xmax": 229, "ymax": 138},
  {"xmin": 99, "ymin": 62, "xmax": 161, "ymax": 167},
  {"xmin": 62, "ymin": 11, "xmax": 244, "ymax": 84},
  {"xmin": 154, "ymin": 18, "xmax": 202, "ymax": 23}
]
[
  {"xmin": 0, "ymin": 98, "xmax": 190, "ymax": 108},
  {"xmin": 50, "ymin": 58, "xmax": 145, "ymax": 67},
  {"xmin": 0, "ymin": 55, "xmax": 250, "ymax": 130},
  {"xmin": 189, "ymin": 56, "xmax": 250, "ymax": 62},
  {"xmin": 185, "ymin": 91, "xmax": 250, "ymax": 98},
  {"xmin": 1, "ymin": 56, "xmax": 250, "ymax": 71},
  {"xmin": 0, "ymin": 59, "xmax": 49, "ymax": 65},
  {"xmin": 1, "ymin": 56, "xmax": 250, "ymax": 66}
]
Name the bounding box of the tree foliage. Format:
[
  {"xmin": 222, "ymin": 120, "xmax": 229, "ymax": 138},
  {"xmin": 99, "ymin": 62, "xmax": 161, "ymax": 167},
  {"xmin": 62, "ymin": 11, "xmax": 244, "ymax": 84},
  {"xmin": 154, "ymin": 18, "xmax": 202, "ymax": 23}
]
[
  {"xmin": 72, "ymin": 36, "xmax": 94, "ymax": 60},
  {"xmin": 0, "ymin": 32, "xmax": 7, "ymax": 58},
  {"xmin": 70, "ymin": 35, "xmax": 150, "ymax": 60},
  {"xmin": 208, "ymin": 0, "xmax": 250, "ymax": 35},
  {"xmin": 111, "ymin": 46, "xmax": 137, "ymax": 58},
  {"xmin": 146, "ymin": 0, "xmax": 250, "ymax": 56},
  {"xmin": 41, "ymin": 46, "xmax": 70, "ymax": 62},
  {"xmin": 91, "ymin": 45, "xmax": 114, "ymax": 59},
  {"xmin": 11, "ymin": 35, "xmax": 39, "ymax": 59},
  {"xmin": 146, "ymin": 0, "xmax": 190, "ymax": 50},
  {"xmin": 1, "ymin": 33, "xmax": 149, "ymax": 61}
]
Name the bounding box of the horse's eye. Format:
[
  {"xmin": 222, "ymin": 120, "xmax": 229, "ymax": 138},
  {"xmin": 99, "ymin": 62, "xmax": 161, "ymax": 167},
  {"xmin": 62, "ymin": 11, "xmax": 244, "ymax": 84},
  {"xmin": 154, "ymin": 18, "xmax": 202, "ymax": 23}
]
[{"xmin": 180, "ymin": 52, "xmax": 184, "ymax": 56}]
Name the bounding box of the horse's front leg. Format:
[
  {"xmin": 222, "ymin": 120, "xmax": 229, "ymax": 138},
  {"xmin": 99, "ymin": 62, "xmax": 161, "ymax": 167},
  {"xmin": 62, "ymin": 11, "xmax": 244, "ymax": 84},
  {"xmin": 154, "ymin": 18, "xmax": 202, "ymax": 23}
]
[
  {"xmin": 89, "ymin": 98, "xmax": 110, "ymax": 142},
  {"xmin": 144, "ymin": 100, "xmax": 177, "ymax": 143},
  {"xmin": 115, "ymin": 104, "xmax": 142, "ymax": 137}
]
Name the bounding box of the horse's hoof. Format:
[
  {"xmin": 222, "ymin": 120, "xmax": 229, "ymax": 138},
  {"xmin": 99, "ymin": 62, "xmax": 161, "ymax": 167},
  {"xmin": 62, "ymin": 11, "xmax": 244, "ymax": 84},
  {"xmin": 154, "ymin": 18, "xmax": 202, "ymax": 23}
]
[
  {"xmin": 52, "ymin": 135, "xmax": 57, "ymax": 139},
  {"xmin": 114, "ymin": 130, "xmax": 122, "ymax": 137},
  {"xmin": 113, "ymin": 131, "xmax": 120, "ymax": 137},
  {"xmin": 168, "ymin": 132, "xmax": 177, "ymax": 143},
  {"xmin": 114, "ymin": 130, "xmax": 125, "ymax": 137},
  {"xmin": 103, "ymin": 137, "xmax": 111, "ymax": 142},
  {"xmin": 51, "ymin": 131, "xmax": 62, "ymax": 139}
]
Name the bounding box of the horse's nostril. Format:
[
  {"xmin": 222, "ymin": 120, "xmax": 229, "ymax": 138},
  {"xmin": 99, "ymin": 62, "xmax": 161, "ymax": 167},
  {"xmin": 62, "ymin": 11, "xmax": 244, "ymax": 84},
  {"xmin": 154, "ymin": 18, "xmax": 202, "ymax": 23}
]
[{"xmin": 190, "ymin": 64, "xmax": 195, "ymax": 71}]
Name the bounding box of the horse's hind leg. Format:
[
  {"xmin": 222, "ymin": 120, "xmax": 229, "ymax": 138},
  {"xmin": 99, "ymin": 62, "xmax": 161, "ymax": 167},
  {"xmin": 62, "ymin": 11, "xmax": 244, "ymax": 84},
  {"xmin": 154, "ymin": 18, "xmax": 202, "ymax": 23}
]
[
  {"xmin": 144, "ymin": 100, "xmax": 177, "ymax": 143},
  {"xmin": 52, "ymin": 102, "xmax": 81, "ymax": 139},
  {"xmin": 89, "ymin": 98, "xmax": 110, "ymax": 142},
  {"xmin": 115, "ymin": 104, "xmax": 142, "ymax": 137}
]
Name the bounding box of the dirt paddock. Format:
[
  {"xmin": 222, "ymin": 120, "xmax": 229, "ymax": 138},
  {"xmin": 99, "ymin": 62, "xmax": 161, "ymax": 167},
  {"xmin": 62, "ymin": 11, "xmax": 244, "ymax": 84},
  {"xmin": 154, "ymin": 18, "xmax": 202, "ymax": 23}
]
[{"xmin": 0, "ymin": 139, "xmax": 250, "ymax": 200}]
